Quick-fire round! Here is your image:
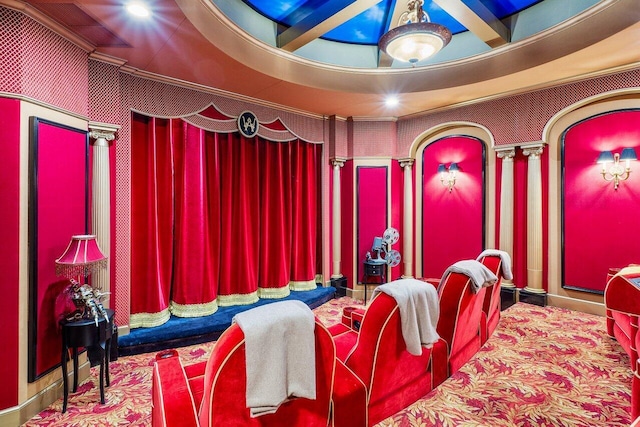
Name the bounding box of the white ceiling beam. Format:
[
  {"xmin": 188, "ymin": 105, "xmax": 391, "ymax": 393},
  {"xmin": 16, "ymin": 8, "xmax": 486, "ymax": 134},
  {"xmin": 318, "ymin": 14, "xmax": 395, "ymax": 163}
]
[
  {"xmin": 278, "ymin": 0, "xmax": 382, "ymax": 52},
  {"xmin": 432, "ymin": 0, "xmax": 510, "ymax": 47}
]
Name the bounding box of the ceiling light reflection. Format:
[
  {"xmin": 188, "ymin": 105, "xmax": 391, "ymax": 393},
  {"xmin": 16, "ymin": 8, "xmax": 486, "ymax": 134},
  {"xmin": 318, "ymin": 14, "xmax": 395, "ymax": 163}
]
[
  {"xmin": 385, "ymin": 96, "xmax": 399, "ymax": 107},
  {"xmin": 126, "ymin": 2, "xmax": 150, "ymax": 18}
]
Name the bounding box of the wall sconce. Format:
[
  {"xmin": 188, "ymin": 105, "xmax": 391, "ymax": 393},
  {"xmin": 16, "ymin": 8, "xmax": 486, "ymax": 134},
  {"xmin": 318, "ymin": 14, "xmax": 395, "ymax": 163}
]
[
  {"xmin": 597, "ymin": 148, "xmax": 637, "ymax": 190},
  {"xmin": 437, "ymin": 162, "xmax": 458, "ymax": 192}
]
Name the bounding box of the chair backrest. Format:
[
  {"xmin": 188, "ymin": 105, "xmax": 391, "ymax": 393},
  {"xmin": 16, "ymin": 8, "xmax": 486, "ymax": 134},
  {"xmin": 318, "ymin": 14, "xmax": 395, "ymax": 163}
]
[
  {"xmin": 478, "ymin": 254, "xmax": 503, "ymax": 322},
  {"xmin": 345, "ymin": 293, "xmax": 405, "ymax": 393},
  {"xmin": 198, "ymin": 318, "xmax": 335, "ymax": 427},
  {"xmin": 436, "ymin": 270, "xmax": 487, "ymax": 373},
  {"xmin": 343, "ymin": 291, "xmax": 438, "ymax": 424}
]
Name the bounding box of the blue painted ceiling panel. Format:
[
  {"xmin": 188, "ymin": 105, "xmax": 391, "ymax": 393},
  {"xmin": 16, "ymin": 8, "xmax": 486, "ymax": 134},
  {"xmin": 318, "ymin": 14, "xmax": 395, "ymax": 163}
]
[{"xmin": 242, "ymin": 0, "xmax": 542, "ymax": 45}]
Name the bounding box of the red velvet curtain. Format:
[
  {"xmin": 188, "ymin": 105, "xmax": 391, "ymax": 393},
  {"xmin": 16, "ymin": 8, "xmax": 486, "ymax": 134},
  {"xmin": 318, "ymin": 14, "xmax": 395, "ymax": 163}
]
[
  {"xmin": 257, "ymin": 140, "xmax": 292, "ymax": 298},
  {"xmin": 131, "ymin": 116, "xmax": 175, "ymax": 327},
  {"xmin": 290, "ymin": 140, "xmax": 319, "ymax": 290},
  {"xmin": 217, "ymin": 133, "xmax": 261, "ymax": 306},
  {"xmin": 171, "ymin": 122, "xmax": 220, "ymax": 316},
  {"xmin": 130, "ymin": 114, "xmax": 321, "ymax": 325}
]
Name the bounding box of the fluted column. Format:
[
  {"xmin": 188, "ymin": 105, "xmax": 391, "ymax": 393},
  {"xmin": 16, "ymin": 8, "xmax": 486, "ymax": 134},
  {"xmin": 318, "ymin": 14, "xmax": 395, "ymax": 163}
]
[
  {"xmin": 400, "ymin": 158, "xmax": 414, "ymax": 278},
  {"xmin": 522, "ymin": 144, "xmax": 545, "ymax": 294},
  {"xmin": 331, "ymin": 158, "xmax": 346, "ymax": 278},
  {"xmin": 89, "ymin": 123, "xmax": 119, "ymax": 306},
  {"xmin": 496, "ymin": 148, "xmax": 516, "ymax": 288}
]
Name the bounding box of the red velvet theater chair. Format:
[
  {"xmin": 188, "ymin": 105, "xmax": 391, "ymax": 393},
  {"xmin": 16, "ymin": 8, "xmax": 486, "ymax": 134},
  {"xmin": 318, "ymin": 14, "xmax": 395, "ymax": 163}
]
[
  {"xmin": 605, "ymin": 266, "xmax": 640, "ymax": 419},
  {"xmin": 633, "ymin": 325, "xmax": 640, "ymax": 421},
  {"xmin": 436, "ymin": 260, "xmax": 497, "ymax": 375},
  {"xmin": 606, "ymin": 266, "xmax": 640, "ymax": 372},
  {"xmin": 329, "ymin": 279, "xmax": 448, "ymax": 426},
  {"xmin": 152, "ymin": 301, "xmax": 359, "ymax": 427},
  {"xmin": 476, "ymin": 249, "xmax": 513, "ymax": 345}
]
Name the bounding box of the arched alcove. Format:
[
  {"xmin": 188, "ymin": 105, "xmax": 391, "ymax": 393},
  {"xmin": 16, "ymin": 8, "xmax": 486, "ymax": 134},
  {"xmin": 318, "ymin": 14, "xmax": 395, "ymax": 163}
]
[
  {"xmin": 410, "ymin": 123, "xmax": 496, "ymax": 278},
  {"xmin": 544, "ymin": 89, "xmax": 640, "ymax": 311}
]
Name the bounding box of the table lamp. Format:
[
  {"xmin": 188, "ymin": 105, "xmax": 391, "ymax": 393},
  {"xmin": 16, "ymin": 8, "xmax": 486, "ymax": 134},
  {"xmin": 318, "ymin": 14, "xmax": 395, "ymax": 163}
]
[{"xmin": 55, "ymin": 235, "xmax": 109, "ymax": 325}]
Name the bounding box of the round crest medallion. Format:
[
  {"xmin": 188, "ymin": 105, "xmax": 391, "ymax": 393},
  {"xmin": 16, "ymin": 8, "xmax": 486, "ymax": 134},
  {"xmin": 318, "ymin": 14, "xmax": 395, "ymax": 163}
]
[{"xmin": 237, "ymin": 111, "xmax": 259, "ymax": 138}]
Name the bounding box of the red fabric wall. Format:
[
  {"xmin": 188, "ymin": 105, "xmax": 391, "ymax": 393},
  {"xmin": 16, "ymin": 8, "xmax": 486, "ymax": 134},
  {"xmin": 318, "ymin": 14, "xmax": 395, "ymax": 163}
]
[
  {"xmin": 31, "ymin": 120, "xmax": 88, "ymax": 379},
  {"xmin": 563, "ymin": 110, "xmax": 640, "ymax": 292},
  {"xmin": 421, "ymin": 136, "xmax": 485, "ymax": 278},
  {"xmin": 342, "ymin": 161, "xmax": 355, "ymax": 287},
  {"xmin": 390, "ymin": 161, "xmax": 403, "ymax": 281},
  {"xmin": 0, "ymin": 98, "xmax": 20, "ymax": 409},
  {"xmin": 513, "ymin": 150, "xmax": 529, "ymax": 288},
  {"xmin": 110, "ymin": 140, "xmax": 117, "ymax": 298},
  {"xmin": 357, "ymin": 166, "xmax": 389, "ymax": 282}
]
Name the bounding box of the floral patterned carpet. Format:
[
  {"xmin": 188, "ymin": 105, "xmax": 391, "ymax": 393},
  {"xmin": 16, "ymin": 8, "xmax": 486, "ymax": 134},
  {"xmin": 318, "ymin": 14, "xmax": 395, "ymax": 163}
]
[{"xmin": 24, "ymin": 298, "xmax": 632, "ymax": 426}]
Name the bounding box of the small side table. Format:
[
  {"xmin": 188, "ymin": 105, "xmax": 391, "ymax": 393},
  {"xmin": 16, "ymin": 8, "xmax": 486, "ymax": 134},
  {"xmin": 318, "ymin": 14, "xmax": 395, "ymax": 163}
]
[
  {"xmin": 60, "ymin": 309, "xmax": 115, "ymax": 413},
  {"xmin": 362, "ymin": 261, "xmax": 386, "ymax": 303}
]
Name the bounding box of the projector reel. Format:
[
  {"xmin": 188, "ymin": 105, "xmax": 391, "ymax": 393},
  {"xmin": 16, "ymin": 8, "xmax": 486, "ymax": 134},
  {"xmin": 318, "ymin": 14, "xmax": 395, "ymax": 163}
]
[
  {"xmin": 382, "ymin": 227, "xmax": 399, "ymax": 245},
  {"xmin": 386, "ymin": 249, "xmax": 401, "ymax": 267}
]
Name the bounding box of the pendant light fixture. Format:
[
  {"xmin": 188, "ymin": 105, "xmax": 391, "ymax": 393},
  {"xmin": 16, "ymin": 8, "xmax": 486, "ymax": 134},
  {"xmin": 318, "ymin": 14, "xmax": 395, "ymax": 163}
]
[{"xmin": 379, "ymin": 0, "xmax": 452, "ymax": 64}]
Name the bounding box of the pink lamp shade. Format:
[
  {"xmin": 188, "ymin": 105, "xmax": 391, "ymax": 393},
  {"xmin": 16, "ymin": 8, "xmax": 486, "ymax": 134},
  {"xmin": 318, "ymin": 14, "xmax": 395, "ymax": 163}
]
[{"xmin": 55, "ymin": 234, "xmax": 108, "ymax": 278}]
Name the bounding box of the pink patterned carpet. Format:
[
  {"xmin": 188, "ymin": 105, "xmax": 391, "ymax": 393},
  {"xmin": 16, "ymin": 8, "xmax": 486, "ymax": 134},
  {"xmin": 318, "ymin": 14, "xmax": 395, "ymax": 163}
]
[{"xmin": 24, "ymin": 298, "xmax": 632, "ymax": 426}]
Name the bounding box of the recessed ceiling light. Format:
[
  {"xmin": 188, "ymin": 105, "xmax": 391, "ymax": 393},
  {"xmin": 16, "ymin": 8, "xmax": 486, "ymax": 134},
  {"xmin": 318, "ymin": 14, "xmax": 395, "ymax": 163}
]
[
  {"xmin": 385, "ymin": 96, "xmax": 399, "ymax": 107},
  {"xmin": 126, "ymin": 2, "xmax": 150, "ymax": 18}
]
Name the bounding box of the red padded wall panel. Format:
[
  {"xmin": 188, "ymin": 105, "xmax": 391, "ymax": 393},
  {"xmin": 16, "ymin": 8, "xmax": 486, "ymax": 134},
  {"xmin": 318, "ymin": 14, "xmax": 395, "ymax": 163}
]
[
  {"xmin": 563, "ymin": 110, "xmax": 640, "ymax": 293},
  {"xmin": 422, "ymin": 136, "xmax": 485, "ymax": 278},
  {"xmin": 0, "ymin": 97, "xmax": 20, "ymax": 409},
  {"xmin": 357, "ymin": 166, "xmax": 388, "ymax": 282},
  {"xmin": 342, "ymin": 161, "xmax": 355, "ymax": 287},
  {"xmin": 390, "ymin": 161, "xmax": 403, "ymax": 281},
  {"xmin": 30, "ymin": 119, "xmax": 88, "ymax": 380}
]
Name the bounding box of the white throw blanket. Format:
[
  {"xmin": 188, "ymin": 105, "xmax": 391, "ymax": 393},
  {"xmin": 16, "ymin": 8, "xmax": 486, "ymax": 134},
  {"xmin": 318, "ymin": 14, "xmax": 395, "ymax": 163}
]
[
  {"xmin": 439, "ymin": 260, "xmax": 498, "ymax": 293},
  {"xmin": 477, "ymin": 249, "xmax": 513, "ymax": 280},
  {"xmin": 233, "ymin": 300, "xmax": 316, "ymax": 417},
  {"xmin": 371, "ymin": 278, "xmax": 440, "ymax": 356}
]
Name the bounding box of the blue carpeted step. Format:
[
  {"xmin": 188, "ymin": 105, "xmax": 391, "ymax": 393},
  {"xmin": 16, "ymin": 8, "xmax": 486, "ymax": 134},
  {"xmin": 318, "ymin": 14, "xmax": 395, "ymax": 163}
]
[{"xmin": 118, "ymin": 286, "xmax": 336, "ymax": 356}]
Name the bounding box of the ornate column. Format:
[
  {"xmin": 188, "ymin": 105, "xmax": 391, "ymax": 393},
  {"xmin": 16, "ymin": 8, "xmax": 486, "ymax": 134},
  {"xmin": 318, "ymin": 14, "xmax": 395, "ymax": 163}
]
[
  {"xmin": 89, "ymin": 122, "xmax": 119, "ymax": 306},
  {"xmin": 496, "ymin": 148, "xmax": 516, "ymax": 287},
  {"xmin": 331, "ymin": 158, "xmax": 346, "ymax": 279},
  {"xmin": 522, "ymin": 143, "xmax": 546, "ymax": 294},
  {"xmin": 399, "ymin": 158, "xmax": 414, "ymax": 278}
]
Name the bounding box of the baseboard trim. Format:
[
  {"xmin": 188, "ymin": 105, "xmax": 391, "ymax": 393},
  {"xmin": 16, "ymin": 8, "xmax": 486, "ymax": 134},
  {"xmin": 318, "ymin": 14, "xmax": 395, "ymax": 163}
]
[
  {"xmin": 547, "ymin": 294, "xmax": 606, "ymax": 316},
  {"xmin": 0, "ymin": 360, "xmax": 90, "ymax": 425}
]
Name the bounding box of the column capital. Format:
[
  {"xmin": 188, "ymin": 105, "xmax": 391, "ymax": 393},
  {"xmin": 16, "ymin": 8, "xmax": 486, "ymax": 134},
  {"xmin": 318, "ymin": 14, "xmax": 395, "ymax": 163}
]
[
  {"xmin": 521, "ymin": 143, "xmax": 545, "ymax": 158},
  {"xmin": 331, "ymin": 157, "xmax": 347, "ymax": 168},
  {"xmin": 496, "ymin": 148, "xmax": 516, "ymax": 160},
  {"xmin": 89, "ymin": 122, "xmax": 120, "ymax": 146},
  {"xmin": 399, "ymin": 158, "xmax": 415, "ymax": 168}
]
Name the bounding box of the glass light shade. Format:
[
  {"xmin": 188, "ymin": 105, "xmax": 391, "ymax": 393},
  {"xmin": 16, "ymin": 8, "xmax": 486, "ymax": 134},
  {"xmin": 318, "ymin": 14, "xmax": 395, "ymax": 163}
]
[
  {"xmin": 379, "ymin": 22, "xmax": 452, "ymax": 63},
  {"xmin": 55, "ymin": 235, "xmax": 108, "ymax": 278},
  {"xmin": 596, "ymin": 151, "xmax": 614, "ymax": 163},
  {"xmin": 448, "ymin": 162, "xmax": 459, "ymax": 172},
  {"xmin": 620, "ymin": 147, "xmax": 638, "ymax": 161}
]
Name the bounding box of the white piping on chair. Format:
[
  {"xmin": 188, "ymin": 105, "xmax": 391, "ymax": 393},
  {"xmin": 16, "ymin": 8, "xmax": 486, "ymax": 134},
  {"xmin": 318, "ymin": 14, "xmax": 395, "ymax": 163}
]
[{"xmin": 206, "ymin": 328, "xmax": 244, "ymax": 425}]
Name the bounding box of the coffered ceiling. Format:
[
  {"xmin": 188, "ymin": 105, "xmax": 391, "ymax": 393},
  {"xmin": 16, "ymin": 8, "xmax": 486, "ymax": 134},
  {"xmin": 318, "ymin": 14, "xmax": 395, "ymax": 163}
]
[{"xmin": 12, "ymin": 0, "xmax": 640, "ymax": 118}]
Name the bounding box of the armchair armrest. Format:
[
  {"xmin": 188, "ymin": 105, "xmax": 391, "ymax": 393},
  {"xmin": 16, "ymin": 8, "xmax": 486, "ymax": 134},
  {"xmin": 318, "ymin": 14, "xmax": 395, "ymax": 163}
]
[
  {"xmin": 605, "ymin": 267, "xmax": 640, "ymax": 315},
  {"xmin": 341, "ymin": 306, "xmax": 366, "ymax": 330},
  {"xmin": 152, "ymin": 352, "xmax": 199, "ymax": 427},
  {"xmin": 331, "ymin": 359, "xmax": 367, "ymax": 427},
  {"xmin": 351, "ymin": 310, "xmax": 365, "ymax": 331},
  {"xmin": 431, "ymin": 338, "xmax": 449, "ymax": 388}
]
